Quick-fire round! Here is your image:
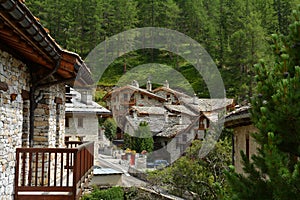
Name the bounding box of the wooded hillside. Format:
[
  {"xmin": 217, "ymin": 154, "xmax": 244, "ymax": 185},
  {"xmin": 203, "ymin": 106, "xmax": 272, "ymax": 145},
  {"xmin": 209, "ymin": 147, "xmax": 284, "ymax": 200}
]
[{"xmin": 26, "ymin": 0, "xmax": 299, "ymax": 101}]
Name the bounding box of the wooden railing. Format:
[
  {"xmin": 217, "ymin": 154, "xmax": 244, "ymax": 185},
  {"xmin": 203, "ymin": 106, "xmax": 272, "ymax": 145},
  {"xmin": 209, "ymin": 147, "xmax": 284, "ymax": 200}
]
[{"xmin": 14, "ymin": 141, "xmax": 94, "ymax": 200}]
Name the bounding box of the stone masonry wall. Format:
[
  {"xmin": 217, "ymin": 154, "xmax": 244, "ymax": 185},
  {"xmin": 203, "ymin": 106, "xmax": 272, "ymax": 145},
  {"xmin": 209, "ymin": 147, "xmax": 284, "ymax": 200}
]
[
  {"xmin": 0, "ymin": 50, "xmax": 30, "ymax": 200},
  {"xmin": 33, "ymin": 84, "xmax": 65, "ymax": 148},
  {"xmin": 0, "ymin": 49, "xmax": 67, "ymax": 199},
  {"xmin": 234, "ymin": 124, "xmax": 258, "ymax": 174},
  {"xmin": 31, "ymin": 84, "xmax": 66, "ymax": 187}
]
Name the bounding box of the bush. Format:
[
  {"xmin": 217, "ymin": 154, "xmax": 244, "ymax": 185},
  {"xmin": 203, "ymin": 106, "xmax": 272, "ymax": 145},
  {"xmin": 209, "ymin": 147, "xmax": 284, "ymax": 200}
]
[{"xmin": 82, "ymin": 186, "xmax": 124, "ymax": 200}]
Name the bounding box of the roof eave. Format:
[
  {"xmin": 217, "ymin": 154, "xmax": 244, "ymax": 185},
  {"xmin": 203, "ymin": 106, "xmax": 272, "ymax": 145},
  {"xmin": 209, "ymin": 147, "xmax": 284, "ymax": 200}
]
[{"xmin": 0, "ymin": 0, "xmax": 93, "ymax": 86}]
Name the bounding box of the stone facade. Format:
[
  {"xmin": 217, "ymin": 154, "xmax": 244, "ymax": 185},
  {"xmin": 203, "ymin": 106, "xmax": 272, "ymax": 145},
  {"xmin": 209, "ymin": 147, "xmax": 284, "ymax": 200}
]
[
  {"xmin": 233, "ymin": 124, "xmax": 258, "ymax": 174},
  {"xmin": 0, "ymin": 49, "xmax": 66, "ymax": 199},
  {"xmin": 33, "ymin": 84, "xmax": 65, "ymax": 148},
  {"xmin": 0, "ymin": 49, "xmax": 30, "ymax": 199}
]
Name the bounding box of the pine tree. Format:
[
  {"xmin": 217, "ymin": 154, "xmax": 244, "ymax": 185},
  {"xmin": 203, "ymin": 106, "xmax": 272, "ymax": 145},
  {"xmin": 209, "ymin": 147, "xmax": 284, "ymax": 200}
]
[
  {"xmin": 226, "ymin": 5, "xmax": 300, "ymax": 200},
  {"xmin": 103, "ymin": 118, "xmax": 117, "ymax": 141}
]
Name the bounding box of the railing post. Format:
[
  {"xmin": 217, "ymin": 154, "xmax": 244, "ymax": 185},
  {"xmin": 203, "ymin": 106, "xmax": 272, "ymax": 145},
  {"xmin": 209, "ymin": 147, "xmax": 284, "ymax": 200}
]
[
  {"xmin": 14, "ymin": 149, "xmax": 20, "ymax": 199},
  {"xmin": 72, "ymin": 150, "xmax": 78, "ymax": 200}
]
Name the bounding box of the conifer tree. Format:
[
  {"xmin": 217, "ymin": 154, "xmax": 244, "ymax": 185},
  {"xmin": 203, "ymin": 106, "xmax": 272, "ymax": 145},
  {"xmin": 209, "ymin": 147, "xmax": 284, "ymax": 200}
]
[{"xmin": 226, "ymin": 5, "xmax": 300, "ymax": 200}]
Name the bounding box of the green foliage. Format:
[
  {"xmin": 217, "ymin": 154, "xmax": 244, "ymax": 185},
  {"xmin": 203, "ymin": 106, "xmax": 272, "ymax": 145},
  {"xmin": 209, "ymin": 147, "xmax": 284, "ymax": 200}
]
[
  {"xmin": 82, "ymin": 186, "xmax": 124, "ymax": 200},
  {"xmin": 226, "ymin": 5, "xmax": 300, "ymax": 199},
  {"xmin": 103, "ymin": 118, "xmax": 117, "ymax": 141},
  {"xmin": 147, "ymin": 138, "xmax": 232, "ymax": 199},
  {"xmin": 124, "ymin": 121, "xmax": 154, "ymax": 153},
  {"xmin": 26, "ymin": 0, "xmax": 299, "ymax": 100}
]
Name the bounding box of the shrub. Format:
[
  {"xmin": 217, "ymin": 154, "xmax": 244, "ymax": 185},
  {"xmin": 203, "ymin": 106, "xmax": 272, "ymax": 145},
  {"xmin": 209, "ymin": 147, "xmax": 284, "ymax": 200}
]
[{"xmin": 82, "ymin": 186, "xmax": 124, "ymax": 200}]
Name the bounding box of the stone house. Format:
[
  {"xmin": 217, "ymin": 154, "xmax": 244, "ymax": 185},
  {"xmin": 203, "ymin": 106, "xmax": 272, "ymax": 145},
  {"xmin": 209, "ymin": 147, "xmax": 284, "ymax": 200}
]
[
  {"xmin": 65, "ymin": 86, "xmax": 111, "ymax": 161},
  {"xmin": 105, "ymin": 80, "xmax": 234, "ymax": 163},
  {"xmin": 152, "ymin": 80, "xmax": 191, "ymax": 104},
  {"xmin": 103, "ymin": 80, "xmax": 166, "ymax": 138},
  {"xmin": 0, "ymin": 1, "xmax": 93, "ymax": 199},
  {"xmin": 225, "ymin": 106, "xmax": 259, "ymax": 174}
]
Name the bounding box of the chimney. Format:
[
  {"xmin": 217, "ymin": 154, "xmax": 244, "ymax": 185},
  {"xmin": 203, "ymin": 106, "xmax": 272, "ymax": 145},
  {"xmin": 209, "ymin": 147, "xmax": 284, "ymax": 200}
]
[
  {"xmin": 65, "ymin": 86, "xmax": 72, "ymax": 103},
  {"xmin": 193, "ymin": 93, "xmax": 198, "ymax": 105},
  {"xmin": 133, "ymin": 109, "xmax": 137, "ymax": 119},
  {"xmin": 132, "ymin": 80, "xmax": 139, "ymax": 88},
  {"xmin": 146, "ymin": 80, "xmax": 152, "ymax": 91},
  {"xmin": 81, "ymin": 90, "xmax": 92, "ymax": 105},
  {"xmin": 65, "ymin": 86, "xmax": 71, "ymax": 93},
  {"xmin": 178, "ymin": 115, "xmax": 182, "ymax": 125},
  {"xmin": 164, "ymin": 80, "xmax": 169, "ymax": 88},
  {"xmin": 164, "ymin": 111, "xmax": 168, "ymax": 123}
]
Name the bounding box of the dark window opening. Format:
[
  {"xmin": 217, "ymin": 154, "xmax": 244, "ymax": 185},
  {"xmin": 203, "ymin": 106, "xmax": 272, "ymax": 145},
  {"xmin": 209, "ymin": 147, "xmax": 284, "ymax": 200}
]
[{"xmin": 246, "ymin": 134, "xmax": 250, "ymax": 159}]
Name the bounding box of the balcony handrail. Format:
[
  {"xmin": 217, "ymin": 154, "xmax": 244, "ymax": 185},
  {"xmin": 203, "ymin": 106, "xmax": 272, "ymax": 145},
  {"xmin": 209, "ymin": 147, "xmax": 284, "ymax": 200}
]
[{"xmin": 14, "ymin": 141, "xmax": 94, "ymax": 200}]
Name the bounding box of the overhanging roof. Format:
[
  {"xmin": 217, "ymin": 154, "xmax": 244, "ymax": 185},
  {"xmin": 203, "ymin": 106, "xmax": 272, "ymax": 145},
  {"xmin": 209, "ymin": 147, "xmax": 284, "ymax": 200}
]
[
  {"xmin": 225, "ymin": 106, "xmax": 252, "ymax": 128},
  {"xmin": 103, "ymin": 85, "xmax": 166, "ymax": 102},
  {"xmin": 0, "ymin": 0, "xmax": 93, "ymax": 86}
]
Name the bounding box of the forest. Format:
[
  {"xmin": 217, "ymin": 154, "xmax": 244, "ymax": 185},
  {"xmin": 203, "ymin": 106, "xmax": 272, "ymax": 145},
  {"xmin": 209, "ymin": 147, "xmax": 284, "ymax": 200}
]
[{"xmin": 26, "ymin": 0, "xmax": 299, "ymax": 101}]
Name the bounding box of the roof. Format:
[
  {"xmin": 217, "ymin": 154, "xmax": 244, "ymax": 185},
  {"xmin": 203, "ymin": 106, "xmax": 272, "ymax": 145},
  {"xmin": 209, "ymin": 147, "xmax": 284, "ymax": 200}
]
[
  {"xmin": 103, "ymin": 85, "xmax": 166, "ymax": 102},
  {"xmin": 125, "ymin": 115, "xmax": 169, "ymax": 134},
  {"xmin": 180, "ymin": 97, "xmax": 234, "ymax": 112},
  {"xmin": 164, "ymin": 104, "xmax": 198, "ymax": 116},
  {"xmin": 0, "ymin": 0, "xmax": 92, "ymax": 86},
  {"xmin": 152, "ymin": 86, "xmax": 191, "ymax": 98},
  {"xmin": 156, "ymin": 124, "xmax": 189, "ymax": 138},
  {"xmin": 66, "ymin": 88, "xmax": 111, "ymax": 115},
  {"xmin": 203, "ymin": 111, "xmax": 220, "ymax": 123},
  {"xmin": 125, "ymin": 111, "xmax": 194, "ymax": 138},
  {"xmin": 225, "ymin": 106, "xmax": 252, "ymax": 128},
  {"xmin": 131, "ymin": 106, "xmax": 166, "ymax": 115}
]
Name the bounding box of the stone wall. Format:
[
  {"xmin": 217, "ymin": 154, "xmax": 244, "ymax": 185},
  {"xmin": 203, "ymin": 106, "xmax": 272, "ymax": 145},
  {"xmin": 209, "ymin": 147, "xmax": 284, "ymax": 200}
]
[
  {"xmin": 0, "ymin": 49, "xmax": 67, "ymax": 199},
  {"xmin": 233, "ymin": 124, "xmax": 258, "ymax": 174},
  {"xmin": 0, "ymin": 49, "xmax": 30, "ymax": 199},
  {"xmin": 33, "ymin": 84, "xmax": 65, "ymax": 148}
]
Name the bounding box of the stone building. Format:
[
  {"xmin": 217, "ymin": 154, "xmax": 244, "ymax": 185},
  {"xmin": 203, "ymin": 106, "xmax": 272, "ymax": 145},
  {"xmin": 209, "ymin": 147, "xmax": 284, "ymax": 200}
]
[
  {"xmin": 225, "ymin": 106, "xmax": 259, "ymax": 174},
  {"xmin": 0, "ymin": 0, "xmax": 93, "ymax": 199},
  {"xmin": 104, "ymin": 80, "xmax": 234, "ymax": 163},
  {"xmin": 65, "ymin": 87, "xmax": 111, "ymax": 161}
]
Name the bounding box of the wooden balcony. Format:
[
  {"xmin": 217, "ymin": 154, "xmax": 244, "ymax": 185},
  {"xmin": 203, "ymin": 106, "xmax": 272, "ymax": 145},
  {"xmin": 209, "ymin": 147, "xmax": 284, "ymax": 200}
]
[{"xmin": 14, "ymin": 141, "xmax": 94, "ymax": 200}]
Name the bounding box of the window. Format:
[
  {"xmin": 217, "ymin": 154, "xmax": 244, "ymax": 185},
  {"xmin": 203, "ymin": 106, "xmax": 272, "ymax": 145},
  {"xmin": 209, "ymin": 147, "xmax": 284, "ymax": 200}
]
[
  {"xmin": 141, "ymin": 94, "xmax": 144, "ymax": 99},
  {"xmin": 78, "ymin": 117, "xmax": 83, "ymax": 128}
]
